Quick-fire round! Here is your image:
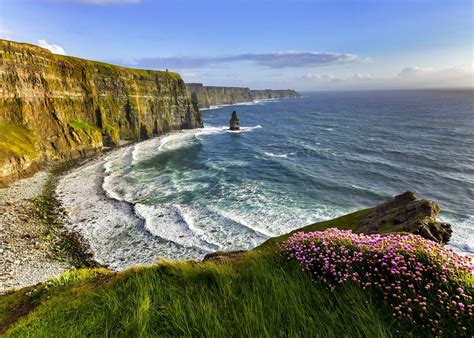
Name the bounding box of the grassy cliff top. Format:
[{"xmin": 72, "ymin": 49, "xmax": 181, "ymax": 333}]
[
  {"xmin": 2, "ymin": 208, "xmax": 471, "ymax": 336},
  {"xmin": 0, "ymin": 39, "xmax": 182, "ymax": 81},
  {"xmin": 0, "ymin": 210, "xmax": 391, "ymax": 337}
]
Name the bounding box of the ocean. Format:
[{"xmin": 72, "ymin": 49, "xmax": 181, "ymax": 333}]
[{"xmin": 58, "ymin": 89, "xmax": 474, "ymax": 268}]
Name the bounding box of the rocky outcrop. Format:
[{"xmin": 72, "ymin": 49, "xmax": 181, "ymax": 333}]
[
  {"xmin": 186, "ymin": 83, "xmax": 301, "ymax": 109},
  {"xmin": 203, "ymin": 250, "xmax": 247, "ymax": 263},
  {"xmin": 357, "ymin": 191, "xmax": 452, "ymax": 243},
  {"xmin": 186, "ymin": 83, "xmax": 252, "ymax": 109},
  {"xmin": 250, "ymin": 89, "xmax": 301, "ymax": 100},
  {"xmin": 229, "ymin": 111, "xmax": 240, "ymax": 130},
  {"xmin": 0, "ymin": 39, "xmax": 202, "ymax": 186}
]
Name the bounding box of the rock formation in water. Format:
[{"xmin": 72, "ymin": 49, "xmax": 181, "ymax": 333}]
[
  {"xmin": 186, "ymin": 83, "xmax": 301, "ymax": 109},
  {"xmin": 357, "ymin": 191, "xmax": 452, "ymax": 243},
  {"xmin": 0, "ymin": 39, "xmax": 203, "ymax": 186},
  {"xmin": 229, "ymin": 111, "xmax": 240, "ymax": 130}
]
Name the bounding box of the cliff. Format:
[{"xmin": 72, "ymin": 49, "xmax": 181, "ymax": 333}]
[
  {"xmin": 1, "ymin": 194, "xmax": 469, "ymax": 337},
  {"xmin": 250, "ymin": 89, "xmax": 301, "ymax": 100},
  {"xmin": 186, "ymin": 83, "xmax": 301, "ymax": 109},
  {"xmin": 0, "ymin": 39, "xmax": 202, "ymax": 186}
]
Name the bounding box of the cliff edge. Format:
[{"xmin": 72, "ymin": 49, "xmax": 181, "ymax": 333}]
[
  {"xmin": 186, "ymin": 83, "xmax": 301, "ymax": 109},
  {"xmin": 0, "ymin": 39, "xmax": 202, "ymax": 186}
]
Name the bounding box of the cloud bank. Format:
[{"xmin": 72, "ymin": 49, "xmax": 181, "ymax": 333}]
[
  {"xmin": 298, "ymin": 64, "xmax": 473, "ymax": 90},
  {"xmin": 38, "ymin": 40, "xmax": 66, "ymax": 55},
  {"xmin": 398, "ymin": 66, "xmax": 434, "ymax": 78},
  {"xmin": 132, "ymin": 52, "xmax": 363, "ymax": 69}
]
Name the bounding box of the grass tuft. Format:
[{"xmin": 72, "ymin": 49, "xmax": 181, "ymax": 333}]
[
  {"xmin": 0, "ymin": 120, "xmax": 37, "ymax": 158},
  {"xmin": 2, "ymin": 252, "xmax": 395, "ymax": 337}
]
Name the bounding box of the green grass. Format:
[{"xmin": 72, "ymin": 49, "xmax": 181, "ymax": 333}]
[
  {"xmin": 0, "ymin": 208, "xmax": 399, "ymax": 337},
  {"xmin": 4, "ymin": 208, "xmax": 467, "ymax": 336},
  {"xmin": 258, "ymin": 208, "xmax": 372, "ymax": 250},
  {"xmin": 68, "ymin": 119, "xmax": 95, "ymax": 132},
  {"xmin": 53, "ymin": 51, "xmax": 182, "ymax": 81},
  {"xmin": 0, "ymin": 120, "xmax": 37, "ymax": 158},
  {"xmin": 67, "ymin": 120, "xmax": 103, "ymax": 144},
  {"xmin": 2, "ymin": 251, "xmax": 395, "ymax": 337}
]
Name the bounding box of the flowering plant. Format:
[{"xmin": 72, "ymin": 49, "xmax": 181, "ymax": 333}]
[{"xmin": 282, "ymin": 228, "xmax": 473, "ymax": 336}]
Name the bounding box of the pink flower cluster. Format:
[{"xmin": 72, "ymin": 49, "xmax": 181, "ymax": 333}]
[{"xmin": 282, "ymin": 228, "xmax": 473, "ymax": 336}]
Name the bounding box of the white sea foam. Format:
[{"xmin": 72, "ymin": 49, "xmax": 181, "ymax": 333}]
[
  {"xmin": 57, "ymin": 155, "xmax": 208, "ymax": 270},
  {"xmin": 199, "ymin": 97, "xmax": 286, "ymax": 111},
  {"xmin": 264, "ymin": 151, "xmax": 295, "ymax": 158},
  {"xmin": 206, "ymin": 206, "xmax": 273, "ymax": 238},
  {"xmin": 134, "ymin": 203, "xmax": 218, "ymax": 251},
  {"xmin": 440, "ymin": 214, "xmax": 474, "ymax": 258},
  {"xmin": 198, "ymin": 125, "xmax": 262, "ymax": 135}
]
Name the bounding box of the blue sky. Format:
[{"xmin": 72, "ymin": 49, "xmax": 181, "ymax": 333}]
[{"xmin": 1, "ymin": 0, "xmax": 472, "ymax": 90}]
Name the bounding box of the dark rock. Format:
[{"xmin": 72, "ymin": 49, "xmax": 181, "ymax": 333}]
[
  {"xmin": 357, "ymin": 191, "xmax": 452, "ymax": 243},
  {"xmin": 229, "ymin": 111, "xmax": 240, "ymax": 130},
  {"xmin": 203, "ymin": 250, "xmax": 247, "ymax": 263}
]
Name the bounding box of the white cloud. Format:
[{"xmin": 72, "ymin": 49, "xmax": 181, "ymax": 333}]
[
  {"xmin": 353, "ymin": 73, "xmax": 372, "ymax": 80},
  {"xmin": 37, "ymin": 40, "xmax": 67, "ymax": 55},
  {"xmin": 396, "ymin": 64, "xmax": 473, "ymax": 88},
  {"xmin": 297, "ymin": 64, "xmax": 472, "ymax": 90},
  {"xmin": 303, "ymin": 73, "xmax": 322, "ymax": 80},
  {"xmin": 398, "ymin": 66, "xmax": 433, "ymax": 78},
  {"xmin": 303, "ymin": 72, "xmax": 364, "ymax": 82},
  {"xmin": 132, "ymin": 51, "xmax": 365, "ymax": 70}
]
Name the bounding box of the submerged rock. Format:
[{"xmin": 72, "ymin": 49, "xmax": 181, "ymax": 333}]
[
  {"xmin": 357, "ymin": 191, "xmax": 452, "ymax": 244},
  {"xmin": 229, "ymin": 111, "xmax": 240, "ymax": 130}
]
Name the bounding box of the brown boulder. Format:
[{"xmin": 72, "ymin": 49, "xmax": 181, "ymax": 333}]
[
  {"xmin": 357, "ymin": 191, "xmax": 452, "ymax": 243},
  {"xmin": 203, "ymin": 250, "xmax": 247, "ymax": 263}
]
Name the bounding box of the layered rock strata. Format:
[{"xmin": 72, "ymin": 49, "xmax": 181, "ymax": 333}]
[
  {"xmin": 186, "ymin": 83, "xmax": 301, "ymax": 109},
  {"xmin": 0, "ymin": 39, "xmax": 202, "ymax": 186}
]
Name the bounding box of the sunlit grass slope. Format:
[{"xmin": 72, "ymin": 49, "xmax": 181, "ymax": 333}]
[
  {"xmin": 2, "ymin": 251, "xmax": 394, "ymax": 337},
  {"xmin": 1, "ymin": 209, "xmax": 471, "ymax": 337}
]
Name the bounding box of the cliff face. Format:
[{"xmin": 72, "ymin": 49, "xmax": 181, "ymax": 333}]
[
  {"xmin": 186, "ymin": 83, "xmax": 301, "ymax": 109},
  {"xmin": 186, "ymin": 83, "xmax": 253, "ymax": 108},
  {"xmin": 250, "ymin": 89, "xmax": 301, "ymax": 100},
  {"xmin": 0, "ymin": 39, "xmax": 202, "ymax": 186}
]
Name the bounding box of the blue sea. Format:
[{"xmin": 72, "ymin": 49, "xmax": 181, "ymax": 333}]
[{"xmin": 100, "ymin": 90, "xmax": 474, "ymax": 259}]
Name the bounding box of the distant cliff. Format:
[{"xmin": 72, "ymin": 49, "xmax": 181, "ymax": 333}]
[
  {"xmin": 186, "ymin": 83, "xmax": 301, "ymax": 109},
  {"xmin": 250, "ymin": 89, "xmax": 302, "ymax": 100},
  {"xmin": 0, "ymin": 39, "xmax": 202, "ymax": 186}
]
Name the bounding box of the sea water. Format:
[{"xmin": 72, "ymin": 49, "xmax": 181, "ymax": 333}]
[{"xmin": 66, "ymin": 90, "xmax": 474, "ymax": 266}]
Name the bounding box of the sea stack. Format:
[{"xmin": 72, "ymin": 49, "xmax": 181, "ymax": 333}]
[{"xmin": 229, "ymin": 111, "xmax": 240, "ymax": 130}]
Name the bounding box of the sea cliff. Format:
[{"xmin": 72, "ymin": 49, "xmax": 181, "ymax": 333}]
[
  {"xmin": 186, "ymin": 83, "xmax": 301, "ymax": 109},
  {"xmin": 0, "ymin": 39, "xmax": 202, "ymax": 186}
]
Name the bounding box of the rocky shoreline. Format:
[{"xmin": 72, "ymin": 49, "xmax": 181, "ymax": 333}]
[
  {"xmin": 0, "ymin": 172, "xmax": 70, "ymax": 292},
  {"xmin": 0, "ymin": 163, "xmax": 100, "ymax": 294},
  {"xmin": 0, "ymin": 149, "xmax": 459, "ymax": 294}
]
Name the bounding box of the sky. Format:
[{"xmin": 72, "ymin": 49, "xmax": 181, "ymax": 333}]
[{"xmin": 0, "ymin": 0, "xmax": 472, "ymax": 90}]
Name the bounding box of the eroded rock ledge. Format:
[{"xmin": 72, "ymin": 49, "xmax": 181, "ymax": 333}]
[
  {"xmin": 357, "ymin": 191, "xmax": 452, "ymax": 244},
  {"xmin": 205, "ymin": 192, "xmax": 453, "ymax": 262}
]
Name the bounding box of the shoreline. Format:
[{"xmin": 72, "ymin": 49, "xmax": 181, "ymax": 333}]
[
  {"xmin": 0, "ymin": 171, "xmax": 70, "ymax": 293},
  {"xmin": 0, "ymin": 156, "xmax": 110, "ymax": 294},
  {"xmin": 0, "ymin": 126, "xmax": 230, "ymax": 293},
  {"xmin": 1, "ymin": 106, "xmax": 472, "ymax": 291},
  {"xmin": 56, "ymin": 137, "xmax": 208, "ymax": 271}
]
